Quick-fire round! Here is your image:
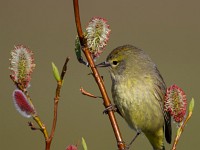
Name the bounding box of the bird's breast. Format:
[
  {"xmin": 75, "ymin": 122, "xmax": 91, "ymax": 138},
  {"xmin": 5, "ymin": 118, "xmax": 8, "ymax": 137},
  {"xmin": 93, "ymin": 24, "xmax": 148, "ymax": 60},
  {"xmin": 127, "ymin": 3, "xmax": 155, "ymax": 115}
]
[{"xmin": 111, "ymin": 76, "xmax": 164, "ymax": 132}]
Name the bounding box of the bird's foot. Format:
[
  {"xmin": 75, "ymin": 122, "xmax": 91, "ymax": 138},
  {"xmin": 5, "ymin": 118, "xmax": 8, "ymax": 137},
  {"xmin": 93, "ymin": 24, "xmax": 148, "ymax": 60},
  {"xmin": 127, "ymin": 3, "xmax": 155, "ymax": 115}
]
[{"xmin": 103, "ymin": 104, "xmax": 118, "ymax": 114}]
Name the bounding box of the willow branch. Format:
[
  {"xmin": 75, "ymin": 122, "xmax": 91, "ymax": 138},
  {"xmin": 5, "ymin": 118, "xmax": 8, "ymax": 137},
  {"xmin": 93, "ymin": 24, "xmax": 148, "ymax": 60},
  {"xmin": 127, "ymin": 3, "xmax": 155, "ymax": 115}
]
[
  {"xmin": 73, "ymin": 0, "xmax": 125, "ymax": 149},
  {"xmin": 45, "ymin": 57, "xmax": 70, "ymax": 150},
  {"xmin": 10, "ymin": 75, "xmax": 49, "ymax": 140},
  {"xmin": 171, "ymin": 112, "xmax": 193, "ymax": 150},
  {"xmin": 33, "ymin": 116, "xmax": 49, "ymax": 140}
]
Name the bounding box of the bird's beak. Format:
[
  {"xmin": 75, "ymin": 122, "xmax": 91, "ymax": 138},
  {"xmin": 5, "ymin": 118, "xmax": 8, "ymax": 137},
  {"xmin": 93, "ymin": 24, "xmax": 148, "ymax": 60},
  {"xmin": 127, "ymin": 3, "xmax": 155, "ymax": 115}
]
[{"xmin": 96, "ymin": 61, "xmax": 110, "ymax": 67}]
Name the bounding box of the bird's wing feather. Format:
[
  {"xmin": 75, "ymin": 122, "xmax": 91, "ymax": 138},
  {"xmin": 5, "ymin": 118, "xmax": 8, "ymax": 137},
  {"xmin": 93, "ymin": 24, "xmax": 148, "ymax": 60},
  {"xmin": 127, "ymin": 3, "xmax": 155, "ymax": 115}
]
[{"xmin": 153, "ymin": 68, "xmax": 172, "ymax": 144}]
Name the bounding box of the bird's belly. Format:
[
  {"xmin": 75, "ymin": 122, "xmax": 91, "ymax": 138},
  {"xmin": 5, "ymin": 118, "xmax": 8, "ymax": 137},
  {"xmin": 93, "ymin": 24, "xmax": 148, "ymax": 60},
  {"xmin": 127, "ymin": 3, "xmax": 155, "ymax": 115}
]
[{"xmin": 113, "ymin": 83, "xmax": 164, "ymax": 133}]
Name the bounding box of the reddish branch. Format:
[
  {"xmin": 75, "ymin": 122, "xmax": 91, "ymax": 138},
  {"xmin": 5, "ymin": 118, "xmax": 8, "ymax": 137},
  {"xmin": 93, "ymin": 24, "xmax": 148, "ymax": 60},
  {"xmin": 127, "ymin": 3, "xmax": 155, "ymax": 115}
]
[
  {"xmin": 73, "ymin": 0, "xmax": 125, "ymax": 149},
  {"xmin": 45, "ymin": 57, "xmax": 70, "ymax": 150},
  {"xmin": 80, "ymin": 87, "xmax": 99, "ymax": 98}
]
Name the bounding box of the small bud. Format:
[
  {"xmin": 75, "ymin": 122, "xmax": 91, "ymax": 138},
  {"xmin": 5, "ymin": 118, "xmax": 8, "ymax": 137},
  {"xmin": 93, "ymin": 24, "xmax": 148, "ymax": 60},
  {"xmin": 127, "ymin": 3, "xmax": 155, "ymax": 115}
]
[
  {"xmin": 82, "ymin": 137, "xmax": 88, "ymax": 150},
  {"xmin": 75, "ymin": 37, "xmax": 82, "ymax": 60},
  {"xmin": 164, "ymin": 84, "xmax": 187, "ymax": 123},
  {"xmin": 189, "ymin": 98, "xmax": 194, "ymax": 113},
  {"xmin": 13, "ymin": 89, "xmax": 36, "ymax": 118},
  {"xmin": 86, "ymin": 17, "xmax": 111, "ymax": 59},
  {"xmin": 9, "ymin": 45, "xmax": 35, "ymax": 88},
  {"xmin": 66, "ymin": 145, "xmax": 78, "ymax": 150},
  {"xmin": 52, "ymin": 62, "xmax": 61, "ymax": 81}
]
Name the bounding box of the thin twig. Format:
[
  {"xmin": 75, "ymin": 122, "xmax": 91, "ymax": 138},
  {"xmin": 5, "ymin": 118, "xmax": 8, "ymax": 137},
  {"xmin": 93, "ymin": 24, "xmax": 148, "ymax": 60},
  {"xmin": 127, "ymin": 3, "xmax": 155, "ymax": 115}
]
[
  {"xmin": 80, "ymin": 87, "xmax": 101, "ymax": 98},
  {"xmin": 61, "ymin": 57, "xmax": 70, "ymax": 80},
  {"xmin": 73, "ymin": 0, "xmax": 125, "ymax": 149},
  {"xmin": 33, "ymin": 116, "xmax": 49, "ymax": 140},
  {"xmin": 171, "ymin": 112, "xmax": 193, "ymax": 150},
  {"xmin": 28, "ymin": 122, "xmax": 41, "ymax": 131},
  {"xmin": 45, "ymin": 57, "xmax": 70, "ymax": 150}
]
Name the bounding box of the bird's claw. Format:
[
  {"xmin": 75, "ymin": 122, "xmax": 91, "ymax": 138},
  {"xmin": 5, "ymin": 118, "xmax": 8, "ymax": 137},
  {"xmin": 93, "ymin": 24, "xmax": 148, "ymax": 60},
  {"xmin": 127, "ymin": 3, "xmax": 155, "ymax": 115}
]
[{"xmin": 103, "ymin": 104, "xmax": 118, "ymax": 114}]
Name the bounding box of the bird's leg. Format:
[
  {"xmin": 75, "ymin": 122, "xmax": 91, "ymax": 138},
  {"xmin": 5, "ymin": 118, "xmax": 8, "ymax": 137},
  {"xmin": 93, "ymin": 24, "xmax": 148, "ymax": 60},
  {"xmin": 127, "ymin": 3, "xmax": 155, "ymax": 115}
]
[{"xmin": 126, "ymin": 131, "xmax": 141, "ymax": 149}]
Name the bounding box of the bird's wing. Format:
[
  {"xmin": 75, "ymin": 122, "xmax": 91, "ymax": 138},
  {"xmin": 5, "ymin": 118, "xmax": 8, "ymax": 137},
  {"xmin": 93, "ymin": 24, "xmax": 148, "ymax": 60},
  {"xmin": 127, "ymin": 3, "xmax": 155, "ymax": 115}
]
[{"xmin": 153, "ymin": 68, "xmax": 172, "ymax": 144}]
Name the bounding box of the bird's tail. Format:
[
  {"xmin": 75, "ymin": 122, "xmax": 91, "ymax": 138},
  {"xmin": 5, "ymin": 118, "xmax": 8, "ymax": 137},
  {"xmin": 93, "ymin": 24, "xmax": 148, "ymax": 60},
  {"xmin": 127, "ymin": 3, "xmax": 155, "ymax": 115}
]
[
  {"xmin": 164, "ymin": 112, "xmax": 172, "ymax": 144},
  {"xmin": 145, "ymin": 128, "xmax": 165, "ymax": 150},
  {"xmin": 153, "ymin": 146, "xmax": 165, "ymax": 150}
]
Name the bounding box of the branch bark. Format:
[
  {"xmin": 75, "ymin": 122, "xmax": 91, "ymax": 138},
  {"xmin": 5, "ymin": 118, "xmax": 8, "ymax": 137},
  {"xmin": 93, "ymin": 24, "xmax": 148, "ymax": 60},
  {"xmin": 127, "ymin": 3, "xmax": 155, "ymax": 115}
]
[
  {"xmin": 45, "ymin": 57, "xmax": 70, "ymax": 150},
  {"xmin": 73, "ymin": 0, "xmax": 125, "ymax": 149}
]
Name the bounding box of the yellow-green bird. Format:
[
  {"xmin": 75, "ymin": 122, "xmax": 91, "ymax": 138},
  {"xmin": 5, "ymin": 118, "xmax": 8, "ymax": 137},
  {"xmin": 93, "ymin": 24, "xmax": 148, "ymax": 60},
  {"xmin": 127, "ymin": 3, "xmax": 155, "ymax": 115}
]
[{"xmin": 98, "ymin": 45, "xmax": 172, "ymax": 150}]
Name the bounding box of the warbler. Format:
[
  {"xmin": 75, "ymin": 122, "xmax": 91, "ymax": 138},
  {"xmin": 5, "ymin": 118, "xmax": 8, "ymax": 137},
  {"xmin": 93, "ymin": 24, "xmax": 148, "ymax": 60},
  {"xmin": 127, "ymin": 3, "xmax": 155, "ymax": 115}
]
[{"xmin": 97, "ymin": 45, "xmax": 172, "ymax": 150}]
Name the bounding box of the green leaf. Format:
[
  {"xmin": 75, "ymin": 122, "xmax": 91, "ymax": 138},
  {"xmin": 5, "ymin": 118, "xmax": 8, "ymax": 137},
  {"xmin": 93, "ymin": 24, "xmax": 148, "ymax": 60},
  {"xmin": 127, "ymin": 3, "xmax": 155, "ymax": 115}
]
[
  {"xmin": 82, "ymin": 137, "xmax": 88, "ymax": 150},
  {"xmin": 52, "ymin": 62, "xmax": 61, "ymax": 81},
  {"xmin": 189, "ymin": 98, "xmax": 195, "ymax": 113}
]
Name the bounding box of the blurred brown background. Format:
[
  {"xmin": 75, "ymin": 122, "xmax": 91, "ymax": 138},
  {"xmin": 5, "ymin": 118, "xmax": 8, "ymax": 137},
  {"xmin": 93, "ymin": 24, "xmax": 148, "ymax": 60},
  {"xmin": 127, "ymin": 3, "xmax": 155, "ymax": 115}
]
[{"xmin": 0, "ymin": 0, "xmax": 199, "ymax": 149}]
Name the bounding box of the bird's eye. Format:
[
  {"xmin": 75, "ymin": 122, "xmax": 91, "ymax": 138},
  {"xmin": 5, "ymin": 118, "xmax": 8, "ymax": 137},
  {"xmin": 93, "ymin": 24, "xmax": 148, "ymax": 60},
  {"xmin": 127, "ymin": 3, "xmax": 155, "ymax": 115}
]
[{"xmin": 112, "ymin": 61, "xmax": 118, "ymax": 65}]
